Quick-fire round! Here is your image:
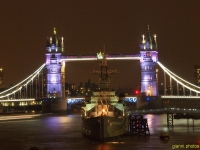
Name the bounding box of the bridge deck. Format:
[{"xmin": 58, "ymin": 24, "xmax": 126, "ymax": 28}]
[{"xmin": 61, "ymin": 54, "xmax": 140, "ymax": 61}]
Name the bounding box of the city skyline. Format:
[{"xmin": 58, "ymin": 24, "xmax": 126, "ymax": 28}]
[{"xmin": 0, "ymin": 1, "xmax": 200, "ymax": 89}]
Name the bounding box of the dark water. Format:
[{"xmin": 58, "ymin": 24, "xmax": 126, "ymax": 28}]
[{"xmin": 0, "ymin": 113, "xmax": 200, "ymax": 150}]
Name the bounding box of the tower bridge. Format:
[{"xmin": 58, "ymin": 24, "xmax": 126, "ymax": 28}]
[{"xmin": 0, "ymin": 27, "xmax": 200, "ymax": 113}]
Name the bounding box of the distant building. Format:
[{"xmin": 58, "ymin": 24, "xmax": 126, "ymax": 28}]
[
  {"xmin": 77, "ymin": 79, "xmax": 99, "ymax": 96},
  {"xmin": 65, "ymin": 83, "xmax": 76, "ymax": 96},
  {"xmin": 0, "ymin": 68, "xmax": 4, "ymax": 88},
  {"xmin": 194, "ymin": 65, "xmax": 200, "ymax": 86}
]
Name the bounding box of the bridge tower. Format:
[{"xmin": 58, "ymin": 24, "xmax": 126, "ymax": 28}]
[
  {"xmin": 44, "ymin": 28, "xmax": 66, "ymax": 113},
  {"xmin": 140, "ymin": 27, "xmax": 158, "ymax": 96}
]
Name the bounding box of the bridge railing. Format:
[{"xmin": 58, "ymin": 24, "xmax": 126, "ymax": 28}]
[
  {"xmin": 161, "ymin": 95, "xmax": 200, "ymax": 99},
  {"xmin": 130, "ymin": 108, "xmax": 200, "ymax": 114}
]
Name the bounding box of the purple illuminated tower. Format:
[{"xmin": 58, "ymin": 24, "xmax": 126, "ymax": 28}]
[
  {"xmin": 45, "ymin": 28, "xmax": 65, "ymax": 98},
  {"xmin": 140, "ymin": 27, "xmax": 158, "ymax": 96}
]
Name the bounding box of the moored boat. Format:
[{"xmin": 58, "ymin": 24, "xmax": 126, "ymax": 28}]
[{"xmin": 81, "ymin": 52, "xmax": 128, "ymax": 141}]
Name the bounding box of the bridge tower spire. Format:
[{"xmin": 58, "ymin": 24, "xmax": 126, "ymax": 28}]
[
  {"xmin": 139, "ymin": 26, "xmax": 158, "ymax": 96},
  {"xmin": 45, "ymin": 28, "xmax": 65, "ymax": 99}
]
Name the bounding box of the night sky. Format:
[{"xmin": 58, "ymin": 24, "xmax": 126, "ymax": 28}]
[{"xmin": 0, "ymin": 0, "xmax": 200, "ymax": 89}]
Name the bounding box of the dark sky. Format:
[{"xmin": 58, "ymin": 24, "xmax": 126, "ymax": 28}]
[{"xmin": 0, "ymin": 0, "xmax": 200, "ymax": 89}]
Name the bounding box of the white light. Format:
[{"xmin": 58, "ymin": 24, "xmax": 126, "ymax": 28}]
[
  {"xmin": 61, "ymin": 55, "xmax": 140, "ymax": 62},
  {"xmin": 162, "ymin": 63, "xmax": 200, "ymax": 89},
  {"xmin": 0, "ymin": 99, "xmax": 35, "ymax": 102},
  {"xmin": 161, "ymin": 96, "xmax": 200, "ymax": 99},
  {"xmin": 157, "ymin": 61, "xmax": 200, "ymax": 93},
  {"xmin": 142, "ymin": 35, "xmax": 145, "ymax": 43},
  {"xmin": 0, "ymin": 64, "xmax": 45, "ymax": 98}
]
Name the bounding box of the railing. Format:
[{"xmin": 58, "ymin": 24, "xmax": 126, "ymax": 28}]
[
  {"xmin": 129, "ymin": 108, "xmax": 200, "ymax": 114},
  {"xmin": 161, "ymin": 95, "xmax": 200, "ymax": 99}
]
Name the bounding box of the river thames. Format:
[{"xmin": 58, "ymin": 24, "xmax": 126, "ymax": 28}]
[{"xmin": 0, "ymin": 113, "xmax": 200, "ymax": 150}]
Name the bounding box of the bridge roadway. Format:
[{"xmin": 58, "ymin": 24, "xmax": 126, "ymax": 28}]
[
  {"xmin": 67, "ymin": 96, "xmax": 138, "ymax": 103},
  {"xmin": 61, "ymin": 54, "xmax": 140, "ymax": 61},
  {"xmin": 0, "ymin": 98, "xmax": 36, "ymax": 102},
  {"xmin": 1, "ymin": 95, "xmax": 200, "ymax": 103},
  {"xmin": 66, "ymin": 95, "xmax": 200, "ymax": 104}
]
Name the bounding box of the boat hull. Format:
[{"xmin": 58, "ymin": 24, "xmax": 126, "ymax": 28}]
[{"xmin": 82, "ymin": 115, "xmax": 128, "ymax": 141}]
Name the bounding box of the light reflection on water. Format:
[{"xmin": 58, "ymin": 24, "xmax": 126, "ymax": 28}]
[
  {"xmin": 145, "ymin": 114, "xmax": 157, "ymax": 134},
  {"xmin": 144, "ymin": 114, "xmax": 169, "ymax": 134},
  {"xmin": 0, "ymin": 114, "xmax": 43, "ymax": 121},
  {"xmin": 1, "ymin": 113, "xmax": 200, "ymax": 150}
]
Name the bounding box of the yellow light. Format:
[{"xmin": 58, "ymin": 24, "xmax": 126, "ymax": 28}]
[{"xmin": 54, "ymin": 28, "xmax": 56, "ymax": 34}]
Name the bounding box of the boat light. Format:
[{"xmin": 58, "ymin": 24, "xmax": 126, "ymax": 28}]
[{"xmin": 102, "ymin": 109, "xmax": 105, "ymax": 115}]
